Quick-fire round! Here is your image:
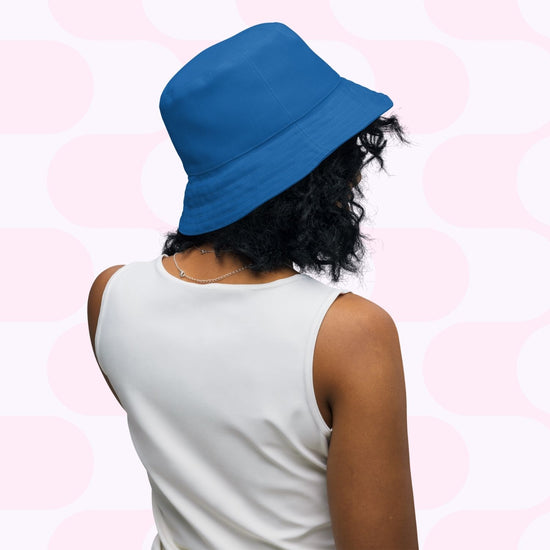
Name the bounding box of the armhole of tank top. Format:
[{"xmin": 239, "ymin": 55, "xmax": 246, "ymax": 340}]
[
  {"xmin": 304, "ymin": 288, "xmax": 350, "ymax": 436},
  {"xmin": 94, "ymin": 265, "xmax": 128, "ymax": 364}
]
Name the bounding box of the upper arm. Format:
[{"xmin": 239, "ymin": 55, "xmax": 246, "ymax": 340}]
[
  {"xmin": 323, "ymin": 294, "xmax": 418, "ymax": 549},
  {"xmin": 87, "ymin": 264, "xmax": 124, "ymax": 406}
]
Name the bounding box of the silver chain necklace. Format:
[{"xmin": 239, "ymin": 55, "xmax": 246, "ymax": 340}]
[{"xmin": 173, "ymin": 250, "xmax": 254, "ymax": 284}]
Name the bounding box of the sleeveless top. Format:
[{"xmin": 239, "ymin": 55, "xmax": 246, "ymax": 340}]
[{"xmin": 95, "ymin": 255, "xmax": 349, "ymax": 550}]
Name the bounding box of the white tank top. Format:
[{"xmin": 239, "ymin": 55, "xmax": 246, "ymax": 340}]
[{"xmin": 95, "ymin": 255, "xmax": 349, "ymax": 550}]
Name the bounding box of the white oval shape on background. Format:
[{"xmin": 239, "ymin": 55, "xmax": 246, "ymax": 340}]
[
  {"xmin": 75, "ymin": 41, "xmax": 182, "ymax": 133},
  {"xmin": 448, "ymin": 41, "xmax": 550, "ymax": 134},
  {"xmin": 451, "ymin": 416, "xmax": 550, "ymax": 509},
  {"xmin": 518, "ymin": 512, "xmax": 550, "ymax": 550},
  {"xmin": 450, "ymin": 228, "xmax": 550, "ymax": 321},
  {"xmin": 330, "ymin": 0, "xmax": 435, "ymax": 39},
  {"xmin": 518, "ymin": 0, "xmax": 550, "ymax": 38},
  {"xmin": 142, "ymin": 140, "xmax": 187, "ymax": 228},
  {"xmin": 142, "ymin": 0, "xmax": 244, "ymax": 40}
]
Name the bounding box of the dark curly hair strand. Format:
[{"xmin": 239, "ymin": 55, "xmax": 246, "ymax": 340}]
[{"xmin": 162, "ymin": 114, "xmax": 409, "ymax": 282}]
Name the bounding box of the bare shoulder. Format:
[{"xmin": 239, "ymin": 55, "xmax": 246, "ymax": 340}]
[
  {"xmin": 87, "ymin": 265, "xmax": 125, "ymax": 352},
  {"xmin": 327, "ymin": 291, "xmax": 398, "ymax": 335},
  {"xmin": 320, "ymin": 292, "xmax": 418, "ymax": 549},
  {"xmin": 316, "ymin": 292, "xmax": 401, "ymax": 395}
]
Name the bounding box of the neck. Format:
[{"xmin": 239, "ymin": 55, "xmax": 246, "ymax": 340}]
[{"xmin": 168, "ymin": 247, "xmax": 298, "ymax": 284}]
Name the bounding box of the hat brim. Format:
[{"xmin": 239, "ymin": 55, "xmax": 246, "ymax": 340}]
[{"xmin": 178, "ymin": 77, "xmax": 393, "ymax": 235}]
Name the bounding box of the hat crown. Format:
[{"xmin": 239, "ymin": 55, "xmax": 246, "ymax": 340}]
[{"xmin": 159, "ymin": 22, "xmax": 340, "ymax": 175}]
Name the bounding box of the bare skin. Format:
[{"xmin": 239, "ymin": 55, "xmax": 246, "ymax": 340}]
[
  {"xmin": 87, "ymin": 247, "xmax": 418, "ymax": 549},
  {"xmin": 314, "ymin": 292, "xmax": 419, "ymax": 549}
]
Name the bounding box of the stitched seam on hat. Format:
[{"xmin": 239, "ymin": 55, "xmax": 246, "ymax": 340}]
[
  {"xmin": 187, "ymin": 63, "xmax": 342, "ymax": 177},
  {"xmin": 246, "ymin": 55, "xmax": 328, "ymax": 152}
]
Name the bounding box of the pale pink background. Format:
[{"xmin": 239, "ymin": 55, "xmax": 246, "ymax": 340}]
[{"xmin": 1, "ymin": 1, "xmax": 549, "ymax": 548}]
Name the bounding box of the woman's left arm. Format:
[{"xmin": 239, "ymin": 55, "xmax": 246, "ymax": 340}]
[{"xmin": 87, "ymin": 265, "xmax": 125, "ymax": 406}]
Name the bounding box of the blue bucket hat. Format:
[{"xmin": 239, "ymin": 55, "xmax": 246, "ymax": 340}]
[{"xmin": 159, "ymin": 22, "xmax": 393, "ymax": 235}]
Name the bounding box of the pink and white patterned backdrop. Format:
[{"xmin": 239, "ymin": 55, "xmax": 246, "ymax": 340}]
[{"xmin": 1, "ymin": 1, "xmax": 549, "ymax": 548}]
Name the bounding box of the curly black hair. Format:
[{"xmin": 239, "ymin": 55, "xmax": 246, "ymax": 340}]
[{"xmin": 162, "ymin": 115, "xmax": 409, "ymax": 282}]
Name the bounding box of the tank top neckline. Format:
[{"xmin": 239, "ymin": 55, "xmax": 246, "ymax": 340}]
[{"xmin": 157, "ymin": 254, "xmax": 305, "ymax": 290}]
